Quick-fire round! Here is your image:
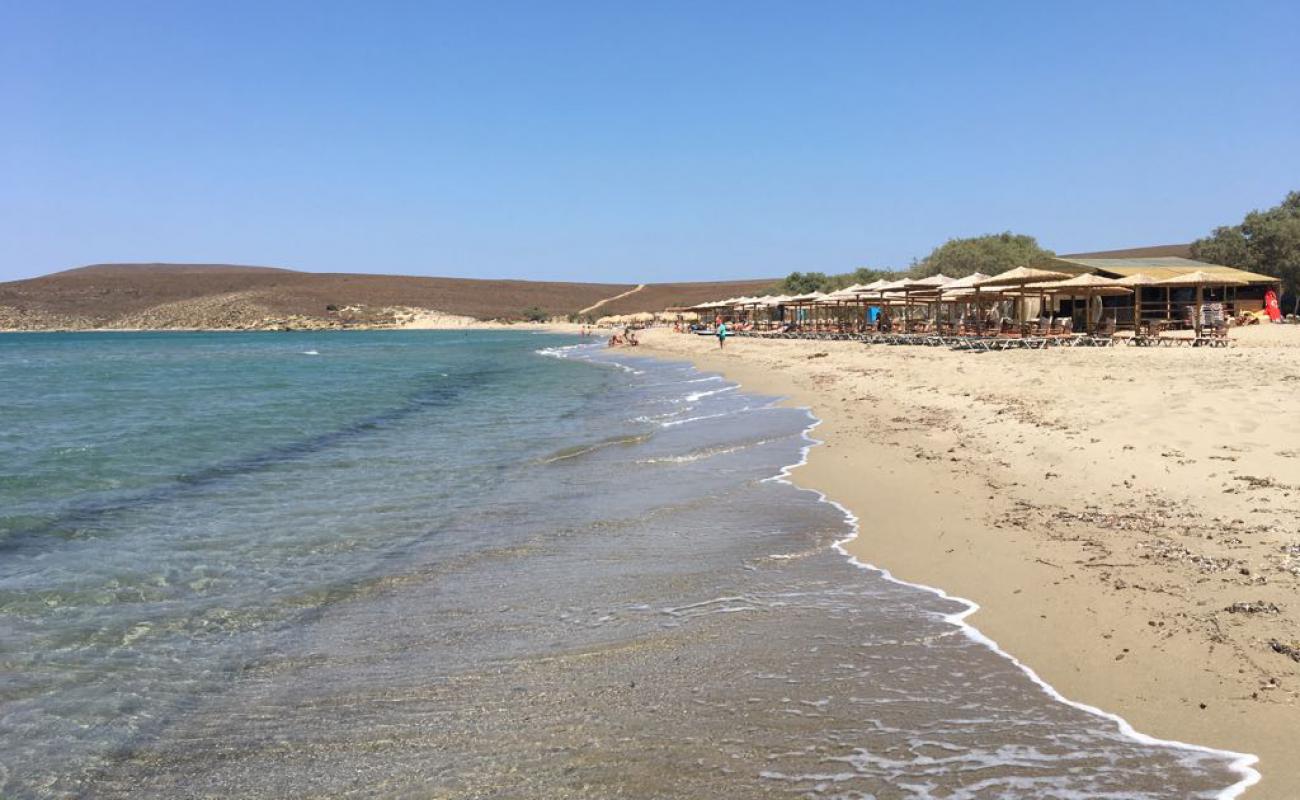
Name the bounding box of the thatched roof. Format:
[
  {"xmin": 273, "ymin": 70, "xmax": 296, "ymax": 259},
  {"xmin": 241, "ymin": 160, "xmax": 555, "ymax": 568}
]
[
  {"xmin": 974, "ymin": 266, "xmax": 1072, "ymax": 287},
  {"xmin": 1151, "ymin": 270, "xmax": 1247, "ymax": 287},
  {"xmin": 1053, "ymin": 257, "xmax": 1276, "ymax": 285},
  {"xmin": 1112, "ymin": 272, "xmax": 1159, "ymax": 287},
  {"xmin": 937, "ymin": 272, "xmax": 992, "ymax": 293},
  {"xmin": 1024, "ymin": 273, "xmax": 1133, "ymax": 295},
  {"xmin": 899, "ymin": 274, "xmax": 955, "ymax": 290}
]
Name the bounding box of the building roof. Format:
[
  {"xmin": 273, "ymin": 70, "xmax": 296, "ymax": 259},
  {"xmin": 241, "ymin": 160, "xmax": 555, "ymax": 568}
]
[
  {"xmin": 1050, "ymin": 257, "xmax": 1278, "ymax": 285},
  {"xmin": 1059, "ymin": 243, "xmax": 1192, "ymax": 259}
]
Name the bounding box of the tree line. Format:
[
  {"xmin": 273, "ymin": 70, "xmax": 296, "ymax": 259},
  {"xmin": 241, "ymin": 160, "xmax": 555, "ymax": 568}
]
[
  {"xmin": 774, "ymin": 232, "xmax": 1054, "ymax": 294},
  {"xmin": 1191, "ymin": 191, "xmax": 1299, "ymax": 313}
]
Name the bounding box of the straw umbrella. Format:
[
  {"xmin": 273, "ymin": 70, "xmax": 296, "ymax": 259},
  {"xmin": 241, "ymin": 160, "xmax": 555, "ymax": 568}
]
[
  {"xmin": 785, "ymin": 292, "xmax": 828, "ymax": 328},
  {"xmin": 896, "ymin": 275, "xmax": 954, "ymax": 329},
  {"xmin": 972, "ymin": 265, "xmax": 1071, "ymax": 288},
  {"xmin": 1023, "ymin": 274, "xmax": 1132, "ymax": 333},
  {"xmin": 863, "ymin": 279, "xmax": 910, "ymax": 330},
  {"xmin": 1150, "ymin": 271, "xmax": 1246, "ymax": 336},
  {"xmin": 1112, "ymin": 273, "xmax": 1159, "ymax": 333},
  {"xmin": 935, "ymin": 272, "xmax": 992, "ymax": 331},
  {"xmin": 973, "ymin": 267, "xmax": 1072, "ymax": 330},
  {"xmin": 842, "ymin": 279, "xmax": 889, "ymax": 328}
]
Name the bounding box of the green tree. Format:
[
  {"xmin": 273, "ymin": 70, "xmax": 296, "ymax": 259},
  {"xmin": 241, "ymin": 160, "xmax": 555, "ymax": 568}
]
[
  {"xmin": 1191, "ymin": 191, "xmax": 1300, "ymax": 313},
  {"xmin": 912, "ymin": 232, "xmax": 1055, "ymax": 278},
  {"xmin": 776, "ymin": 267, "xmax": 897, "ymax": 294},
  {"xmin": 776, "ymin": 271, "xmax": 832, "ymax": 294},
  {"xmin": 521, "ymin": 306, "xmax": 549, "ymax": 322}
]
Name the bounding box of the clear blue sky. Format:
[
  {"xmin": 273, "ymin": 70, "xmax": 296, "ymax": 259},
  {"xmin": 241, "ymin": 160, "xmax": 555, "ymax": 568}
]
[{"xmin": 3, "ymin": 1, "xmax": 1297, "ymax": 283}]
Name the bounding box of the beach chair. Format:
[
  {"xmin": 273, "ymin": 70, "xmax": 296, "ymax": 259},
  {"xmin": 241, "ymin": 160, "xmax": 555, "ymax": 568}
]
[
  {"xmin": 1195, "ymin": 320, "xmax": 1230, "ymax": 348},
  {"xmin": 1133, "ymin": 319, "xmax": 1162, "ymax": 346},
  {"xmin": 1083, "ymin": 317, "xmax": 1117, "ymax": 347},
  {"xmin": 998, "ymin": 318, "xmax": 1031, "ymax": 349}
]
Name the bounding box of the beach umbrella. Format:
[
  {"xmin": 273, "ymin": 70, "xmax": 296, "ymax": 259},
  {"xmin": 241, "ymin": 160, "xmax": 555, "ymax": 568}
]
[
  {"xmin": 940, "ymin": 272, "xmax": 992, "ymax": 291},
  {"xmin": 972, "ymin": 265, "xmax": 1071, "ymax": 288},
  {"xmin": 935, "ymin": 272, "xmax": 994, "ymax": 332},
  {"xmin": 1113, "ymin": 273, "xmax": 1159, "ymax": 286},
  {"xmin": 1023, "ymin": 274, "xmax": 1132, "ymax": 333},
  {"xmin": 853, "ymin": 278, "xmax": 896, "ymax": 304},
  {"xmin": 760, "ymin": 295, "xmax": 793, "ymax": 326},
  {"xmin": 863, "ymin": 279, "xmax": 910, "ymax": 328},
  {"xmin": 894, "ymin": 275, "xmax": 954, "ymax": 326},
  {"xmin": 783, "ymin": 292, "xmax": 828, "ymax": 326},
  {"xmin": 823, "ymin": 287, "xmax": 859, "ymax": 301},
  {"xmin": 846, "ymin": 279, "xmax": 890, "ymax": 325},
  {"xmin": 1150, "ymin": 271, "xmax": 1246, "ymax": 336},
  {"xmin": 1112, "ymin": 273, "xmax": 1159, "ymax": 333},
  {"xmin": 899, "ymin": 274, "xmax": 955, "ymax": 290},
  {"xmin": 973, "ymin": 267, "xmax": 1073, "ymax": 329}
]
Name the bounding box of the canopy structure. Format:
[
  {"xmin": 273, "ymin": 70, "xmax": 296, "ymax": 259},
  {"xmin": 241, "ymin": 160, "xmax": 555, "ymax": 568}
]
[
  {"xmin": 857, "ymin": 278, "xmax": 910, "ymax": 304},
  {"xmin": 785, "ymin": 292, "xmax": 829, "ymax": 304},
  {"xmin": 964, "ymin": 267, "xmax": 1073, "ymax": 328},
  {"xmin": 1113, "ymin": 272, "xmax": 1159, "ymax": 287},
  {"xmin": 973, "ymin": 266, "xmax": 1072, "ymax": 288},
  {"xmin": 686, "ymin": 299, "xmax": 729, "ymax": 311},
  {"xmin": 1023, "ymin": 274, "xmax": 1132, "ymax": 333},
  {"xmin": 823, "ymin": 286, "xmax": 867, "ymax": 302},
  {"xmin": 1024, "ymin": 273, "xmax": 1133, "ymax": 295},
  {"xmin": 1051, "ymin": 256, "xmax": 1277, "ymax": 286},
  {"xmin": 1151, "ymin": 271, "xmax": 1247, "ymax": 335},
  {"xmin": 899, "ymin": 274, "xmax": 955, "ymax": 291},
  {"xmin": 1101, "ymin": 273, "xmax": 1161, "ymax": 331},
  {"xmin": 939, "ymin": 272, "xmax": 992, "ymax": 292},
  {"xmin": 856, "ymin": 278, "xmax": 895, "ymax": 294},
  {"xmin": 1150, "ymin": 270, "xmax": 1247, "ymax": 289}
]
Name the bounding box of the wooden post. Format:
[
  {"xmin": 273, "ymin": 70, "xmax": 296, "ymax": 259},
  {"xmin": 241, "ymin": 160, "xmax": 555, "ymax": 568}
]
[{"xmin": 1195, "ymin": 285, "xmax": 1204, "ymax": 337}]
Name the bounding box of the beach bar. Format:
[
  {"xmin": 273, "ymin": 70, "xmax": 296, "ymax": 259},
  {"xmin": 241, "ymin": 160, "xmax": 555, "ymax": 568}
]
[{"xmin": 1048, "ymin": 257, "xmax": 1279, "ymax": 331}]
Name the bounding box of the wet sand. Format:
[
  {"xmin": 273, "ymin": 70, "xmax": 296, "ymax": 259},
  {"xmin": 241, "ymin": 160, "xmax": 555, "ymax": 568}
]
[{"xmin": 639, "ymin": 324, "xmax": 1300, "ymax": 799}]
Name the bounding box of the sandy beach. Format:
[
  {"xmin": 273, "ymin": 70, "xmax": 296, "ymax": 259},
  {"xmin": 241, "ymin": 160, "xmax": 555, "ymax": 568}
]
[{"xmin": 639, "ymin": 325, "xmax": 1300, "ymax": 798}]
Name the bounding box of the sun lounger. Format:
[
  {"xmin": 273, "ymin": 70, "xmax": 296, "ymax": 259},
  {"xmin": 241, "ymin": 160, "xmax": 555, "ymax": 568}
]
[{"xmin": 1194, "ymin": 320, "xmax": 1230, "ymax": 347}]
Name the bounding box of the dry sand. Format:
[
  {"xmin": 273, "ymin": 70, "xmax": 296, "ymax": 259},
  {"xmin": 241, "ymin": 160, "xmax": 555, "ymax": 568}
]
[{"xmin": 638, "ymin": 324, "xmax": 1300, "ymax": 799}]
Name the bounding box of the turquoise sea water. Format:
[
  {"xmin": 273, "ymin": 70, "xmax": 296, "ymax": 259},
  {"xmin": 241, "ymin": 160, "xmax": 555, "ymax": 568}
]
[{"xmin": 0, "ymin": 331, "xmax": 1248, "ymax": 798}]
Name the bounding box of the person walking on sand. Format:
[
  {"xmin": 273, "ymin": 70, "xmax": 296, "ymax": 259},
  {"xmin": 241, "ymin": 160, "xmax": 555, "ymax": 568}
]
[{"xmin": 716, "ymin": 319, "xmax": 728, "ymax": 349}]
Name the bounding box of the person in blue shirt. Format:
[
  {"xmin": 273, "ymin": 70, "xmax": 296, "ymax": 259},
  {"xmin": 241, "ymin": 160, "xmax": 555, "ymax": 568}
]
[{"xmin": 716, "ymin": 319, "xmax": 728, "ymax": 349}]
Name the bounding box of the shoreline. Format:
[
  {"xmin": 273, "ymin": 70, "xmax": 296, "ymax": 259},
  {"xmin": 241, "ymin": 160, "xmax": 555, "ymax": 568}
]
[
  {"xmin": 638, "ymin": 326, "xmax": 1298, "ymax": 799},
  {"xmin": 784, "ymin": 417, "xmax": 1259, "ymax": 799}
]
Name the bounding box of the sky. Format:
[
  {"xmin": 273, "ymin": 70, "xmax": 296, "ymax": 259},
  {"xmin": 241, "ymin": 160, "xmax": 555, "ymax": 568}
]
[{"xmin": 2, "ymin": 1, "xmax": 1298, "ymax": 283}]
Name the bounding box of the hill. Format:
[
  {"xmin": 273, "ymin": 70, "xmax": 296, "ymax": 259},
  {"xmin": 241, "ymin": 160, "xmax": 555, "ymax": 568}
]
[
  {"xmin": 593, "ymin": 280, "xmax": 780, "ymax": 316},
  {"xmin": 0, "ymin": 263, "xmax": 777, "ymax": 330}
]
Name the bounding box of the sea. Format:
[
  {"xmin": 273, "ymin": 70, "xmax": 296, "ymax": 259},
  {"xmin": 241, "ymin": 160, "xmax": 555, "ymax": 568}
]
[{"xmin": 0, "ymin": 330, "xmax": 1255, "ymax": 798}]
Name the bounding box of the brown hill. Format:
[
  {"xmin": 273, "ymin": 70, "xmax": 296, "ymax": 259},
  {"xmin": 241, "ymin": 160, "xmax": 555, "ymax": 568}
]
[
  {"xmin": 1060, "ymin": 243, "xmax": 1192, "ymax": 259},
  {"xmin": 0, "ymin": 263, "xmax": 777, "ymax": 330},
  {"xmin": 596, "ymin": 280, "xmax": 779, "ymax": 316}
]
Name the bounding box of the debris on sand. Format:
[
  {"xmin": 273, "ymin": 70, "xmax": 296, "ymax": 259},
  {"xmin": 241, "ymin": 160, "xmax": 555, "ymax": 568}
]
[
  {"xmin": 1268, "ymin": 640, "xmax": 1300, "ymax": 663},
  {"xmin": 1225, "ymin": 601, "xmax": 1282, "ymax": 615}
]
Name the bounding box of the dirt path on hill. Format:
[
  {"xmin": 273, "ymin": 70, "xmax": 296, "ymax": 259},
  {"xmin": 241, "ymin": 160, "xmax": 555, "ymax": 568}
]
[{"xmin": 579, "ymin": 284, "xmax": 645, "ymax": 315}]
